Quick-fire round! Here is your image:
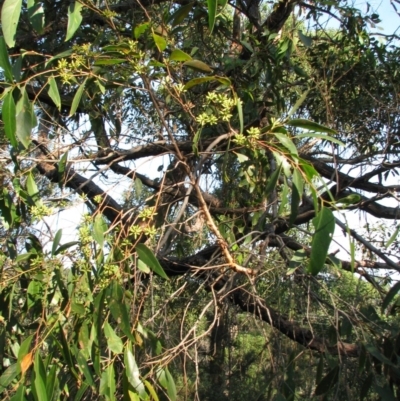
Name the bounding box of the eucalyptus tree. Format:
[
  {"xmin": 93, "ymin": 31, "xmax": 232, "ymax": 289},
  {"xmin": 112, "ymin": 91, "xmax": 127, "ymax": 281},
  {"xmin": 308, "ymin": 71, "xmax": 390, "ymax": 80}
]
[{"xmin": 0, "ymin": 0, "xmax": 400, "ymax": 399}]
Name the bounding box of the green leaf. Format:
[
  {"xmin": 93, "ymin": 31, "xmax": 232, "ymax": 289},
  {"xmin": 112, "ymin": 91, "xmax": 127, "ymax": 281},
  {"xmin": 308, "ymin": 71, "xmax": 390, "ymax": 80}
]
[
  {"xmin": 137, "ymin": 259, "xmax": 150, "ymax": 273},
  {"xmin": 134, "ymin": 23, "xmax": 149, "ymax": 39},
  {"xmin": 46, "ymin": 365, "xmax": 58, "ymax": 401},
  {"xmin": 2, "ymin": 90, "xmax": 18, "ymax": 147},
  {"xmin": 95, "ymin": 79, "xmax": 106, "ymax": 94},
  {"xmin": 28, "ymin": 0, "xmax": 45, "ymax": 34},
  {"xmin": 69, "ymin": 78, "xmax": 87, "ymax": 116},
  {"xmin": 287, "ymin": 119, "xmax": 336, "ymax": 135},
  {"xmin": 360, "ymin": 305, "xmax": 384, "ymax": 325},
  {"xmin": 17, "ymin": 335, "xmax": 34, "ymax": 364},
  {"xmin": 93, "ymin": 213, "xmax": 107, "ymax": 247},
  {"xmin": 100, "ymin": 363, "xmax": 116, "ymax": 401},
  {"xmin": 265, "ymin": 164, "xmax": 282, "ymax": 196},
  {"xmin": 0, "ymin": 363, "xmax": 20, "ymax": 394},
  {"xmin": 153, "ymin": 33, "xmax": 167, "ymax": 52},
  {"xmin": 33, "ymin": 352, "xmax": 47, "ymax": 401},
  {"xmin": 386, "ymin": 224, "xmax": 400, "ymax": 248},
  {"xmin": 27, "ymin": 281, "xmax": 43, "ymax": 308},
  {"xmin": 124, "ymin": 346, "xmax": 147, "ymax": 399},
  {"xmin": 274, "ymin": 132, "xmax": 298, "ymax": 155},
  {"xmin": 12, "ymin": 55, "xmax": 22, "ymax": 81},
  {"xmin": 183, "ymin": 59, "xmax": 213, "ymax": 73},
  {"xmin": 109, "ymin": 299, "xmax": 135, "ymax": 342},
  {"xmin": 236, "ymin": 95, "xmax": 243, "ymax": 134},
  {"xmin": 45, "ymin": 49, "xmax": 73, "ymax": 67},
  {"xmin": 216, "ymin": 76, "xmax": 231, "ymax": 86},
  {"xmin": 170, "ymin": 49, "xmax": 192, "ymax": 61},
  {"xmin": 1, "ymin": 0, "xmax": 22, "ymax": 48},
  {"xmin": 382, "ymin": 281, "xmax": 400, "ymax": 312},
  {"xmin": 298, "ymin": 30, "xmax": 313, "ymax": 47},
  {"xmin": 136, "ymin": 243, "xmax": 169, "ymax": 280},
  {"xmin": 295, "ymin": 133, "xmax": 344, "ymax": 146},
  {"xmin": 134, "ymin": 177, "xmax": 143, "ymax": 197},
  {"xmin": 365, "ymin": 344, "xmax": 395, "ymax": 367},
  {"xmin": 314, "ymin": 366, "xmax": 339, "ymax": 395},
  {"xmin": 337, "ymin": 193, "xmax": 361, "ymax": 206},
  {"xmin": 278, "ymin": 178, "xmax": 289, "ymax": 215},
  {"xmin": 16, "ymin": 93, "xmax": 34, "ymax": 148},
  {"xmin": 293, "ymin": 64, "xmax": 309, "ymax": 78},
  {"xmin": 144, "ymin": 380, "xmax": 160, "ymax": 401},
  {"xmin": 58, "ymin": 151, "xmax": 68, "ymax": 183},
  {"xmin": 240, "ymin": 40, "xmax": 253, "ymax": 52},
  {"xmin": 75, "ymin": 383, "xmax": 89, "ymax": 401},
  {"xmin": 192, "ymin": 128, "xmax": 201, "ymax": 155},
  {"xmin": 0, "ymin": 36, "xmax": 13, "ymax": 81},
  {"xmin": 106, "ymin": 282, "xmax": 135, "ymax": 342},
  {"xmin": 184, "ymin": 76, "xmax": 216, "ymax": 90},
  {"xmin": 26, "ymin": 173, "xmax": 40, "ymax": 206},
  {"xmin": 47, "ymin": 77, "xmax": 61, "ymax": 110},
  {"xmin": 207, "ymin": 0, "xmax": 217, "ymax": 33},
  {"xmin": 288, "ymin": 249, "xmax": 307, "ymax": 273},
  {"xmin": 26, "ymin": 234, "xmax": 42, "ymax": 254},
  {"xmin": 104, "ymin": 321, "xmax": 124, "ymax": 354},
  {"xmin": 289, "ymin": 168, "xmax": 303, "ymax": 225},
  {"xmin": 292, "ymin": 168, "xmax": 304, "ymax": 198},
  {"xmin": 299, "ymin": 159, "xmax": 318, "ymax": 182},
  {"xmin": 170, "ymin": 2, "xmax": 194, "ymax": 26},
  {"xmin": 148, "ymin": 59, "xmax": 165, "ymax": 68},
  {"xmin": 65, "ymin": 2, "xmax": 83, "ymax": 42},
  {"xmin": 164, "ymin": 369, "xmax": 177, "ymax": 401},
  {"xmin": 51, "ymin": 229, "xmax": 62, "ymax": 256},
  {"xmin": 287, "ymin": 87, "xmax": 310, "ymax": 118},
  {"xmin": 307, "ymin": 207, "xmax": 335, "ymax": 275},
  {"xmin": 57, "ymin": 323, "xmax": 78, "ymax": 377},
  {"xmin": 10, "ymin": 384, "xmax": 26, "ymax": 401},
  {"xmin": 236, "ymin": 153, "xmax": 249, "ymax": 163},
  {"xmin": 93, "ymin": 58, "xmax": 126, "ymax": 65},
  {"xmin": 54, "ymin": 241, "xmax": 79, "ymax": 255},
  {"xmin": 156, "ymin": 368, "xmax": 176, "ymax": 401},
  {"xmin": 76, "ymin": 350, "xmax": 94, "ymax": 387}
]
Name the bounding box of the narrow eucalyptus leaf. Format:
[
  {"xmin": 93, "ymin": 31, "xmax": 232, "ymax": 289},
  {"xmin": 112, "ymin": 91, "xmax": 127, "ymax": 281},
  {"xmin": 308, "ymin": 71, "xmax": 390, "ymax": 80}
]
[
  {"xmin": 0, "ymin": 36, "xmax": 13, "ymax": 81},
  {"xmin": 136, "ymin": 244, "xmax": 169, "ymax": 280},
  {"xmin": 69, "ymin": 78, "xmax": 87, "ymax": 116},
  {"xmin": 1, "ymin": 0, "xmax": 22, "ymax": 47},
  {"xmin": 207, "ymin": 0, "xmax": 217, "ymax": 33},
  {"xmin": 124, "ymin": 347, "xmax": 147, "ymax": 398},
  {"xmin": 66, "ymin": 2, "xmax": 83, "ymax": 42},
  {"xmin": 314, "ymin": 366, "xmax": 339, "ymax": 395},
  {"xmin": 2, "ymin": 91, "xmax": 17, "ymax": 147},
  {"xmin": 52, "ymin": 229, "xmax": 62, "ymax": 256},
  {"xmin": 183, "ymin": 59, "xmax": 213, "ymax": 73},
  {"xmin": 308, "ymin": 207, "xmax": 335, "ymax": 275},
  {"xmin": 47, "ymin": 77, "xmax": 61, "ymax": 110},
  {"xmin": 287, "ymin": 119, "xmax": 336, "ymax": 135}
]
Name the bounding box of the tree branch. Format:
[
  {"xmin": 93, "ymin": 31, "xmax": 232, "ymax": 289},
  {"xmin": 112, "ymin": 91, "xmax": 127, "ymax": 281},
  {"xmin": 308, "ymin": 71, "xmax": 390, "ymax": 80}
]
[{"xmin": 160, "ymin": 249, "xmax": 359, "ymax": 356}]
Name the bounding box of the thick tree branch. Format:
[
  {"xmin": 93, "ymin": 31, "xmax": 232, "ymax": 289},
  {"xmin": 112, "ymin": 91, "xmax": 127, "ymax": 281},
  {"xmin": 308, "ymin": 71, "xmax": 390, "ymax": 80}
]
[
  {"xmin": 304, "ymin": 155, "xmax": 400, "ymax": 193},
  {"xmin": 160, "ymin": 249, "xmax": 359, "ymax": 357},
  {"xmin": 34, "ymin": 144, "xmax": 124, "ymax": 224},
  {"xmin": 262, "ymin": 0, "xmax": 299, "ymax": 32},
  {"xmin": 335, "ymin": 218, "xmax": 400, "ymax": 271}
]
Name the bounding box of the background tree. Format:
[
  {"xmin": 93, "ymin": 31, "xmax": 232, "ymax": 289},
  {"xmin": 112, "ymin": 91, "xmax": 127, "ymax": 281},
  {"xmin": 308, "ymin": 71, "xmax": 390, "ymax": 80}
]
[{"xmin": 0, "ymin": 0, "xmax": 400, "ymax": 400}]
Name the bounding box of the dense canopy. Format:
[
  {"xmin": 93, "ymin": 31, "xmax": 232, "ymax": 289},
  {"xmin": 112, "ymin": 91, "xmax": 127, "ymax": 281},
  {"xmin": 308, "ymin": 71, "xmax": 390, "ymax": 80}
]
[{"xmin": 0, "ymin": 0, "xmax": 400, "ymax": 399}]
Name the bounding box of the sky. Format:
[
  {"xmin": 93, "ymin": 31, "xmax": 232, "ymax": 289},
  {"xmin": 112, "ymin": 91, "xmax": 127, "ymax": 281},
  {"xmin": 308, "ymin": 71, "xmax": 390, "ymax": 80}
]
[{"xmin": 371, "ymin": 0, "xmax": 400, "ymax": 35}]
